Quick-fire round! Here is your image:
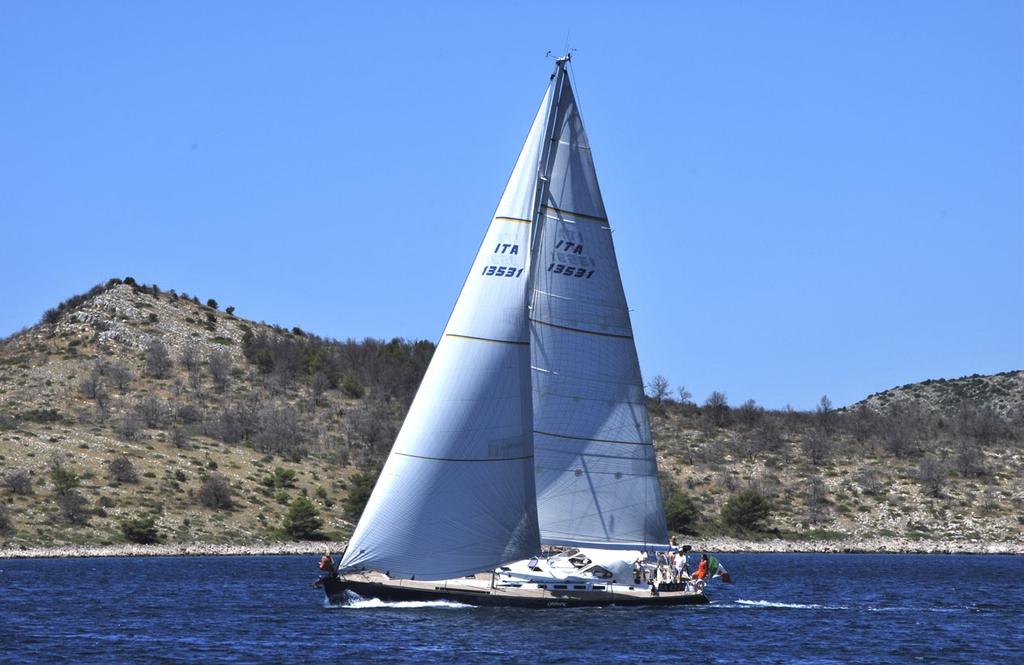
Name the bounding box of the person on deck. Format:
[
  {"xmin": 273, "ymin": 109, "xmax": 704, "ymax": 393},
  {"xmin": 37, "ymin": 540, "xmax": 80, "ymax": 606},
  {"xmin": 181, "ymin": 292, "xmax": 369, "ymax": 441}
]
[
  {"xmin": 674, "ymin": 550, "xmax": 688, "ymax": 582},
  {"xmin": 692, "ymin": 553, "xmax": 709, "ymax": 581},
  {"xmin": 319, "ymin": 549, "xmax": 335, "ymax": 575}
]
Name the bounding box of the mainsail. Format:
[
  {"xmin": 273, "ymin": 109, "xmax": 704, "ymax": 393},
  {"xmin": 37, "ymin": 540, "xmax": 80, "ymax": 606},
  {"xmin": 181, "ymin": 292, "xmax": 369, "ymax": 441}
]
[
  {"xmin": 339, "ymin": 81, "xmax": 556, "ymax": 580},
  {"xmin": 340, "ymin": 58, "xmax": 667, "ymax": 579},
  {"xmin": 529, "ymin": 62, "xmax": 669, "ymax": 549}
]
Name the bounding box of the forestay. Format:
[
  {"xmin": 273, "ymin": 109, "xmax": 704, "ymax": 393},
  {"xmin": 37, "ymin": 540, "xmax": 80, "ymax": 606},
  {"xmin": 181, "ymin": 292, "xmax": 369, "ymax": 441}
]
[
  {"xmin": 529, "ymin": 65, "xmax": 669, "ymax": 549},
  {"xmin": 339, "ymin": 84, "xmax": 557, "ymax": 580}
]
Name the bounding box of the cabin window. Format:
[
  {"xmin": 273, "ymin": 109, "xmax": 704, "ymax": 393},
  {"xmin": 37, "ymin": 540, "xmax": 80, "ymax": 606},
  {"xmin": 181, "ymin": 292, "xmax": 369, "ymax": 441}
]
[
  {"xmin": 573, "ymin": 585, "xmax": 587, "ymax": 590},
  {"xmin": 586, "ymin": 566, "xmax": 613, "ymax": 579},
  {"xmin": 593, "ymin": 585, "xmax": 606, "ymax": 591},
  {"xmin": 553, "ymin": 584, "xmax": 567, "ymax": 590}
]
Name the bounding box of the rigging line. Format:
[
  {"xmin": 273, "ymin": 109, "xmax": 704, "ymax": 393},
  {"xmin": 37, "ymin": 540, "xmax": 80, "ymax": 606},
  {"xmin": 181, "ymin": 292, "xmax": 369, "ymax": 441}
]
[
  {"xmin": 529, "ymin": 317, "xmax": 634, "ymax": 340},
  {"xmin": 534, "ymin": 430, "xmax": 651, "ymax": 447},
  {"xmin": 541, "ymin": 204, "xmax": 608, "ymax": 223},
  {"xmin": 394, "ymin": 451, "xmax": 534, "ymax": 463},
  {"xmin": 446, "ymin": 333, "xmax": 528, "ymax": 346}
]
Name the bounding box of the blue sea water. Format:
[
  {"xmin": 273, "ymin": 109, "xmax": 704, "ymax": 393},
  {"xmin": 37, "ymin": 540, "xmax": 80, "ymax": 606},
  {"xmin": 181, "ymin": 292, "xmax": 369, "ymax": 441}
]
[{"xmin": 1, "ymin": 553, "xmax": 1021, "ymax": 663}]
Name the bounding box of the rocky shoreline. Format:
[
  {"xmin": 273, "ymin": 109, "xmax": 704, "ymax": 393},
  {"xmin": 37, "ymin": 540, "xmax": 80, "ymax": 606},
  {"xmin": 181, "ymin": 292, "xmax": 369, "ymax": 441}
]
[
  {"xmin": 0, "ymin": 541, "xmax": 347, "ymax": 560},
  {"xmin": 1, "ymin": 537, "xmax": 1020, "ymax": 559}
]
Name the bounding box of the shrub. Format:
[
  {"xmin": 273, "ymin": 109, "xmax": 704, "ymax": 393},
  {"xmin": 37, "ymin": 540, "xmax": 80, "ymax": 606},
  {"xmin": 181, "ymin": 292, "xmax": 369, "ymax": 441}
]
[
  {"xmin": 116, "ymin": 411, "xmax": 142, "ymax": 441},
  {"xmin": 107, "ymin": 456, "xmax": 139, "ymax": 484},
  {"xmin": 225, "ymin": 306, "xmax": 235, "ymax": 316},
  {"xmin": 145, "ymin": 339, "xmax": 172, "ymax": 378},
  {"xmin": 121, "ymin": 515, "xmax": 160, "ymax": 544},
  {"xmin": 198, "ymin": 473, "xmax": 233, "ymax": 509},
  {"xmin": 721, "ymin": 489, "xmax": 772, "ymax": 531},
  {"xmin": 176, "ymin": 403, "xmax": 203, "ymax": 424},
  {"xmin": 703, "ymin": 391, "xmax": 730, "ymax": 428},
  {"xmin": 272, "ymin": 467, "xmax": 297, "ymax": 488},
  {"xmin": 254, "ymin": 349, "xmax": 274, "ymax": 374},
  {"xmin": 918, "ymin": 455, "xmax": 948, "ymax": 498},
  {"xmin": 135, "ymin": 396, "xmax": 165, "ymax": 428},
  {"xmin": 170, "ymin": 427, "xmax": 189, "ymax": 449},
  {"xmin": 4, "ymin": 469, "xmax": 32, "ymax": 495},
  {"xmin": 57, "ymin": 490, "xmax": 90, "ymax": 525},
  {"xmin": 282, "ymin": 497, "xmax": 323, "ymax": 540},
  {"xmin": 109, "ymin": 363, "xmax": 132, "ymax": 392},
  {"xmin": 805, "ymin": 477, "xmax": 831, "ymax": 524},
  {"xmin": 341, "ymin": 376, "xmax": 365, "ymax": 399},
  {"xmin": 49, "ymin": 462, "xmax": 79, "ymax": 496},
  {"xmin": 0, "ymin": 504, "xmax": 13, "ymax": 535},
  {"xmin": 208, "ymin": 350, "xmax": 232, "ymax": 392},
  {"xmin": 207, "ymin": 299, "xmax": 218, "ymax": 310}
]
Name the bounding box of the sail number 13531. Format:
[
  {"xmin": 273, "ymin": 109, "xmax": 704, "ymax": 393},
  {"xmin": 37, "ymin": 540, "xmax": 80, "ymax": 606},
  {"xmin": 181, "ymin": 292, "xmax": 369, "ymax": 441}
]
[
  {"xmin": 548, "ymin": 263, "xmax": 594, "ymax": 279},
  {"xmin": 481, "ymin": 266, "xmax": 524, "ymax": 278}
]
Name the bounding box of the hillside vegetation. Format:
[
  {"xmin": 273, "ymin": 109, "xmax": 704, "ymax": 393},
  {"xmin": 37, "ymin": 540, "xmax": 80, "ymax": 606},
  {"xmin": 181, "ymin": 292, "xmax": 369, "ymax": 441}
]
[{"xmin": 1, "ymin": 278, "xmax": 1021, "ymax": 551}]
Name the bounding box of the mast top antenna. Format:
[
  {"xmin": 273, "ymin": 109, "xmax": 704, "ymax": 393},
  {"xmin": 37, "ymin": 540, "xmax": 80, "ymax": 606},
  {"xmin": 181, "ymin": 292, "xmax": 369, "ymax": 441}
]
[{"xmin": 545, "ymin": 49, "xmax": 575, "ymax": 66}]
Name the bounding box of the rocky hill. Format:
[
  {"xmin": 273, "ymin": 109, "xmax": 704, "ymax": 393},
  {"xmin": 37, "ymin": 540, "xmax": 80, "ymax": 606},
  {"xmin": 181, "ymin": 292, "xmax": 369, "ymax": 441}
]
[
  {"xmin": 856, "ymin": 371, "xmax": 1024, "ymax": 418},
  {"xmin": 1, "ymin": 278, "xmax": 1021, "ymax": 553}
]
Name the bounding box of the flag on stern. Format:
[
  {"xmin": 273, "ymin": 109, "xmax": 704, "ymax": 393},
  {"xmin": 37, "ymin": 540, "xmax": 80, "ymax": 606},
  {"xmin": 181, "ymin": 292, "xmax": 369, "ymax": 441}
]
[{"xmin": 708, "ymin": 555, "xmax": 732, "ymax": 583}]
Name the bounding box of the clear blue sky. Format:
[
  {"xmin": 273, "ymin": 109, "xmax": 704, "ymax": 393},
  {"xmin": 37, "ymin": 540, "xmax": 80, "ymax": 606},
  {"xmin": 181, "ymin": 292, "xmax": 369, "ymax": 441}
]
[{"xmin": 2, "ymin": 2, "xmax": 1021, "ymax": 409}]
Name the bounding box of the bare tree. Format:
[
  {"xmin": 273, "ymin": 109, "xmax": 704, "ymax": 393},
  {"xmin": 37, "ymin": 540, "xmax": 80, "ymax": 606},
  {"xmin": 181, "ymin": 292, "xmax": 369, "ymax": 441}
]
[
  {"xmin": 78, "ymin": 362, "xmax": 103, "ymax": 400},
  {"xmin": 918, "ymin": 454, "xmax": 948, "ymax": 498},
  {"xmin": 882, "ymin": 400, "xmax": 928, "ymax": 458},
  {"xmin": 180, "ymin": 345, "xmax": 203, "ymax": 393},
  {"xmin": 954, "ymin": 438, "xmax": 985, "ymax": 478},
  {"xmin": 254, "ymin": 406, "xmax": 306, "ymax": 458},
  {"xmin": 135, "ymin": 396, "xmax": 165, "ymax": 428},
  {"xmin": 957, "ymin": 404, "xmax": 1002, "ymax": 448},
  {"xmin": 4, "ymin": 469, "xmax": 32, "ymax": 495},
  {"xmin": 805, "ymin": 476, "xmax": 831, "ymax": 524},
  {"xmin": 703, "ymin": 391, "xmax": 730, "ymax": 428},
  {"xmin": 816, "ymin": 395, "xmax": 836, "ymax": 435},
  {"xmin": 751, "ymin": 416, "xmax": 785, "ymax": 457},
  {"xmin": 645, "ymin": 375, "xmax": 671, "ymax": 413},
  {"xmin": 736, "ymin": 399, "xmax": 762, "ymax": 429},
  {"xmin": 311, "ymin": 371, "xmax": 330, "ymax": 407},
  {"xmin": 170, "ymin": 427, "xmax": 190, "ymax": 449},
  {"xmin": 175, "ymin": 402, "xmax": 203, "ymax": 425},
  {"xmin": 57, "ymin": 490, "xmax": 90, "ymax": 525},
  {"xmin": 208, "ymin": 350, "xmax": 232, "ymax": 392},
  {"xmin": 145, "ymin": 339, "xmax": 172, "ymax": 378},
  {"xmin": 93, "ymin": 387, "xmax": 111, "ymax": 424},
  {"xmin": 802, "ymin": 426, "xmax": 832, "ymax": 467},
  {"xmin": 848, "ymin": 403, "xmax": 877, "ymax": 451},
  {"xmin": 676, "ymin": 385, "xmax": 693, "ymax": 405},
  {"xmin": 180, "ymin": 345, "xmax": 201, "ymax": 376},
  {"xmin": 108, "ymin": 363, "xmax": 132, "ymax": 393},
  {"xmin": 198, "ymin": 473, "xmax": 233, "ymax": 509},
  {"xmin": 855, "ymin": 466, "xmax": 885, "ymax": 496},
  {"xmin": 116, "ymin": 410, "xmax": 142, "ymax": 441}
]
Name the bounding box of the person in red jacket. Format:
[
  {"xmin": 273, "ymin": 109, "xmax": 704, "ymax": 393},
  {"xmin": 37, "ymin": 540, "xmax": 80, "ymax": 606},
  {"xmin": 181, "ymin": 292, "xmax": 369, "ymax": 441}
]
[{"xmin": 692, "ymin": 553, "xmax": 709, "ymax": 581}]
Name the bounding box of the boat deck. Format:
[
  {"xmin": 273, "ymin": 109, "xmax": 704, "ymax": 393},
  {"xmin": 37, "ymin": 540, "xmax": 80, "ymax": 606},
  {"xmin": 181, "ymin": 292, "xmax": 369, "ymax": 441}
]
[{"xmin": 329, "ymin": 571, "xmax": 709, "ymax": 608}]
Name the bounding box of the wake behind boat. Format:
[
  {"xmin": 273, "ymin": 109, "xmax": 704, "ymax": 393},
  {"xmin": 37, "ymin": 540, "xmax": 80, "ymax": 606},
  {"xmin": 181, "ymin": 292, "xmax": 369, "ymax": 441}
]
[{"xmin": 316, "ymin": 55, "xmax": 726, "ymax": 608}]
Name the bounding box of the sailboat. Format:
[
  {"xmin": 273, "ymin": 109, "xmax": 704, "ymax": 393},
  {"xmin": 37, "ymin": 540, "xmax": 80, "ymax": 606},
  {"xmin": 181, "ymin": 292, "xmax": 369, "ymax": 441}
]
[{"xmin": 318, "ymin": 55, "xmax": 709, "ymax": 608}]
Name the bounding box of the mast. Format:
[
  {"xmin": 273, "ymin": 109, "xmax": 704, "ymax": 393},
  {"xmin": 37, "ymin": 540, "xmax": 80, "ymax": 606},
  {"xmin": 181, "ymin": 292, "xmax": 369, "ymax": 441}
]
[{"xmin": 527, "ymin": 54, "xmax": 572, "ymax": 275}]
